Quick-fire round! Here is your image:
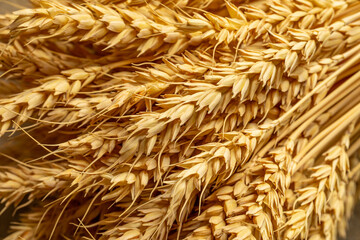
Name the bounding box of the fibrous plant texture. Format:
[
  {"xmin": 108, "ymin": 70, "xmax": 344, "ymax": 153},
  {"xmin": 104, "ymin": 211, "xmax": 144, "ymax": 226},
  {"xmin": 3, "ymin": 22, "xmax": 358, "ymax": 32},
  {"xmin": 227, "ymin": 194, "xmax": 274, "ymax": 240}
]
[{"xmin": 1, "ymin": 0, "xmax": 360, "ymax": 239}]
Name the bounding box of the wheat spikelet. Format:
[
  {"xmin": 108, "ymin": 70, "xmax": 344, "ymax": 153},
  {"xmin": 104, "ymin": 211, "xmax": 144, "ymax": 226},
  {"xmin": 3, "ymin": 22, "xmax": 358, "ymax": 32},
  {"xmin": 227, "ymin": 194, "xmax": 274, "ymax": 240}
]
[{"xmin": 1, "ymin": 0, "xmax": 360, "ymax": 239}]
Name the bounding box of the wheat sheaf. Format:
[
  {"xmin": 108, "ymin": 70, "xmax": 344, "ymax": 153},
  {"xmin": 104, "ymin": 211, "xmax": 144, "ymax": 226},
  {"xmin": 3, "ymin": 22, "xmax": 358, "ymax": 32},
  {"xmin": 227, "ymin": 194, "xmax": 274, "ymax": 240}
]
[{"xmin": 1, "ymin": 0, "xmax": 360, "ymax": 239}]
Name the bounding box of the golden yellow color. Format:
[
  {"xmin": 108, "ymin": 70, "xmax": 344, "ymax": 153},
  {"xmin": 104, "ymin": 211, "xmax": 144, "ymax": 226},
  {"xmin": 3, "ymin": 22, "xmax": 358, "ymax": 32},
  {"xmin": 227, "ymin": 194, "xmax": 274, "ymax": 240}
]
[{"xmin": 0, "ymin": 0, "xmax": 360, "ymax": 239}]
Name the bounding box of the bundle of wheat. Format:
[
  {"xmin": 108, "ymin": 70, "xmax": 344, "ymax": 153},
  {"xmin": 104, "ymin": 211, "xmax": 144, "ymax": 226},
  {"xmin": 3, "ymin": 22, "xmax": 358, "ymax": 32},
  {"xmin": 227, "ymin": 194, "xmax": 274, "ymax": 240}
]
[{"xmin": 1, "ymin": 0, "xmax": 360, "ymax": 239}]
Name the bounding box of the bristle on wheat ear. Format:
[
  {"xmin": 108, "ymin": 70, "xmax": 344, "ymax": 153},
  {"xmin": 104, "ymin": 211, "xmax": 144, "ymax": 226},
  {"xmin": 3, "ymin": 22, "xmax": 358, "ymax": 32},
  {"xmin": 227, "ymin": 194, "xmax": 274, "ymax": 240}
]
[{"xmin": 1, "ymin": 0, "xmax": 360, "ymax": 239}]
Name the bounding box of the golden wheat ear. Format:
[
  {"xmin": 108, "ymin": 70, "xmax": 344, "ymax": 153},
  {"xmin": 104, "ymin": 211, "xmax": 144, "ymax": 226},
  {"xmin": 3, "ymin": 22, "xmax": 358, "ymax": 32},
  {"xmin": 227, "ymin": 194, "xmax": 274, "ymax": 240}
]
[{"xmin": 1, "ymin": 0, "xmax": 360, "ymax": 239}]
